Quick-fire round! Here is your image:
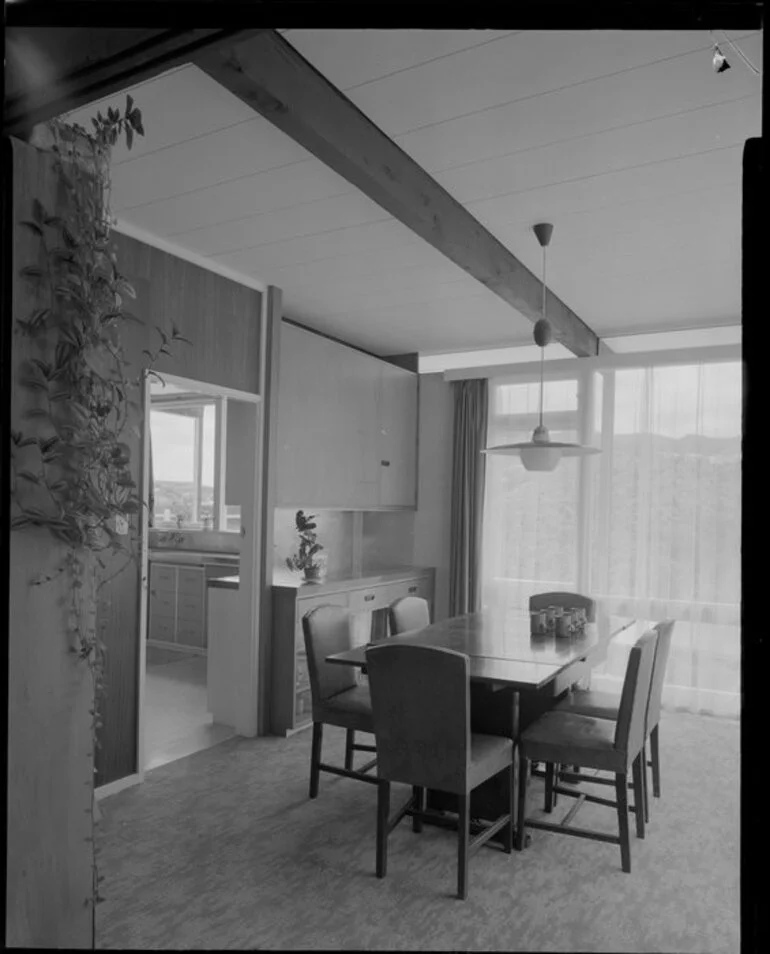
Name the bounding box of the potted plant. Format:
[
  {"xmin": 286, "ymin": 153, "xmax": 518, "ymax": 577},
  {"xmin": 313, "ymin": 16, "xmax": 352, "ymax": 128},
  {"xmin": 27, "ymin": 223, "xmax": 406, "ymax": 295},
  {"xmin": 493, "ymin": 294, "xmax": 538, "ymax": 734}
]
[{"xmin": 285, "ymin": 510, "xmax": 326, "ymax": 582}]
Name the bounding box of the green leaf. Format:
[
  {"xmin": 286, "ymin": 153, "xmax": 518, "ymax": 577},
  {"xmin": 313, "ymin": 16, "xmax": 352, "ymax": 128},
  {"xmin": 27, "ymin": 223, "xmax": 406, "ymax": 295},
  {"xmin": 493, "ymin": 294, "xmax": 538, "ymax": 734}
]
[
  {"xmin": 20, "ymin": 220, "xmax": 44, "ymax": 236},
  {"xmin": 172, "ymin": 333, "xmax": 193, "ymax": 345},
  {"xmin": 22, "ymin": 407, "xmax": 50, "ymax": 420},
  {"xmin": 11, "ymin": 516, "xmax": 32, "ymax": 530},
  {"xmin": 125, "ymin": 124, "xmax": 134, "ymax": 151},
  {"xmin": 126, "ymin": 94, "xmax": 134, "ymax": 114},
  {"xmin": 20, "ymin": 265, "xmax": 44, "ymax": 279}
]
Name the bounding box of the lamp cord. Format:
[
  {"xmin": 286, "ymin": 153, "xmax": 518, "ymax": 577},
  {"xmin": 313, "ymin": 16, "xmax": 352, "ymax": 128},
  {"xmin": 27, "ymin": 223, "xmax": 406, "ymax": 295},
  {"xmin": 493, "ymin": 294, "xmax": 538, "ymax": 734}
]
[{"xmin": 538, "ymin": 244, "xmax": 546, "ymax": 429}]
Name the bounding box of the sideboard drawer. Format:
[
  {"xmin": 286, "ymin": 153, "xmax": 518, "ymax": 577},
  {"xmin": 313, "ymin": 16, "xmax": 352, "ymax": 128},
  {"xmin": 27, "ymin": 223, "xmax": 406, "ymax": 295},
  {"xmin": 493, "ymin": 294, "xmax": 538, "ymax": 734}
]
[
  {"xmin": 348, "ymin": 585, "xmax": 391, "ymax": 614},
  {"xmin": 390, "ymin": 576, "xmax": 432, "ymax": 603}
]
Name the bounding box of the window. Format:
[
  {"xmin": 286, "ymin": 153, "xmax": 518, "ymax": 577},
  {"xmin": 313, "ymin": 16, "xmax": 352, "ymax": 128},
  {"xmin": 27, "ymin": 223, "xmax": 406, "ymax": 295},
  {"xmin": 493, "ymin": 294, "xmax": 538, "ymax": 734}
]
[
  {"xmin": 482, "ymin": 375, "xmax": 581, "ymax": 614},
  {"xmin": 483, "ymin": 355, "xmax": 742, "ymax": 717}
]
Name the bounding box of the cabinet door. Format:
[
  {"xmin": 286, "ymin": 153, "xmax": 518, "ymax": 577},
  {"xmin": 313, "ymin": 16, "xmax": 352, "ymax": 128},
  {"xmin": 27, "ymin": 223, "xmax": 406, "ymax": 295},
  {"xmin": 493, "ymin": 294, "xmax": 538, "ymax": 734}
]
[
  {"xmin": 378, "ymin": 364, "xmax": 418, "ymax": 508},
  {"xmin": 276, "ymin": 324, "xmax": 368, "ymax": 508}
]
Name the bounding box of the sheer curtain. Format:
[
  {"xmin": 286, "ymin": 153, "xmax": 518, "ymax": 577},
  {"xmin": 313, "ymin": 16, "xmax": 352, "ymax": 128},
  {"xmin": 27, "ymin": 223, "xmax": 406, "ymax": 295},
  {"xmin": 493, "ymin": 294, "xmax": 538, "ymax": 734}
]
[{"xmin": 482, "ymin": 356, "xmax": 741, "ymax": 718}]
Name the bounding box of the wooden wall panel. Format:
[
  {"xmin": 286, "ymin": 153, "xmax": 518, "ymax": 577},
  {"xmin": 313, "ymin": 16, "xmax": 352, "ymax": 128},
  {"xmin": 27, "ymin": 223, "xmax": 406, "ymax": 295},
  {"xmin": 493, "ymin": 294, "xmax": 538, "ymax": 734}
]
[
  {"xmin": 93, "ymin": 276, "xmax": 149, "ymax": 787},
  {"xmin": 93, "ymin": 236, "xmax": 262, "ymax": 785},
  {"xmin": 114, "ymin": 232, "xmax": 262, "ymax": 394},
  {"xmin": 7, "ymin": 137, "xmax": 92, "ymax": 948}
]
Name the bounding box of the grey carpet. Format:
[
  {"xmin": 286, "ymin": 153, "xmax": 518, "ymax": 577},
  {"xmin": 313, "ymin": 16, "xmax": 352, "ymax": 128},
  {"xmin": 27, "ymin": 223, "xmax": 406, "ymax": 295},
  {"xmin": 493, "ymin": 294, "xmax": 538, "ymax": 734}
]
[{"xmin": 96, "ymin": 711, "xmax": 739, "ymax": 951}]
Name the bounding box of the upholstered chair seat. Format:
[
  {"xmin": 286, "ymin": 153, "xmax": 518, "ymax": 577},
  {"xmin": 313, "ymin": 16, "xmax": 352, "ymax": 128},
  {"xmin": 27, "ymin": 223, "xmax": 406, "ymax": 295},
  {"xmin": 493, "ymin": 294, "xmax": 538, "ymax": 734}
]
[
  {"xmin": 315, "ymin": 684, "xmax": 374, "ymax": 727},
  {"xmin": 518, "ymin": 629, "xmax": 659, "ymax": 873},
  {"xmin": 555, "ymin": 619, "xmax": 675, "ymax": 820}
]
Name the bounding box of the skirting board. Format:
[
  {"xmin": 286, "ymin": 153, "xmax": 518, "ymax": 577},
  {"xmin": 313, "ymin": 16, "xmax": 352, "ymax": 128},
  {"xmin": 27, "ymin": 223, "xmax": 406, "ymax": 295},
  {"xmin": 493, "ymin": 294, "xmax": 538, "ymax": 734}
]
[
  {"xmin": 95, "ymin": 772, "xmax": 143, "ymax": 801},
  {"xmin": 147, "ymin": 638, "xmax": 207, "ymax": 657}
]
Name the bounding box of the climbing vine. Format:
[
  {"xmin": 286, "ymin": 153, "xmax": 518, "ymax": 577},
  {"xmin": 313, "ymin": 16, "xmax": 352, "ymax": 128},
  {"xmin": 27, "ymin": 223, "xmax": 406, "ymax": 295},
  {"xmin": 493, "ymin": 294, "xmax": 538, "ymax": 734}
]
[{"xmin": 10, "ymin": 99, "xmax": 188, "ymax": 944}]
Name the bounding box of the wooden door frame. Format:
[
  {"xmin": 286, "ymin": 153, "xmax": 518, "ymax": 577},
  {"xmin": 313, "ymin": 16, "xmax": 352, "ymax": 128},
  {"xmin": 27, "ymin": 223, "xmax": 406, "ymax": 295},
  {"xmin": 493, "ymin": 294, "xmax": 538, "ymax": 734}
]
[{"xmin": 96, "ymin": 372, "xmax": 261, "ymax": 798}]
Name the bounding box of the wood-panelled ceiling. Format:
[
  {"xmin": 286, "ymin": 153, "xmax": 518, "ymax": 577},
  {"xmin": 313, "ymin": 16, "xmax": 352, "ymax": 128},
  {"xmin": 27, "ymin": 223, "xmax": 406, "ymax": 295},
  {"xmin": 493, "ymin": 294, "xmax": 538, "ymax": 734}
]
[{"xmin": 65, "ymin": 29, "xmax": 761, "ymax": 356}]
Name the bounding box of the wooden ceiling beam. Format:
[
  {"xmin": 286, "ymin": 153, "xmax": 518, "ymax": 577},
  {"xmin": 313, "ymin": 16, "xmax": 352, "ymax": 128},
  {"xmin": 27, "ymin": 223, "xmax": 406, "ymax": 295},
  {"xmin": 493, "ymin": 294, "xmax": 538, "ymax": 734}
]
[
  {"xmin": 3, "ymin": 27, "xmax": 264, "ymax": 138},
  {"xmin": 194, "ymin": 31, "xmax": 600, "ymax": 357}
]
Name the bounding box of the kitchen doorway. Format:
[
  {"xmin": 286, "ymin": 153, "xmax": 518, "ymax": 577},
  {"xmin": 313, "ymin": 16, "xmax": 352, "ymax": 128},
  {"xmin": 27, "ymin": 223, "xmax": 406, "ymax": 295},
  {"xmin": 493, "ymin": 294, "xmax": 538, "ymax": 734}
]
[{"xmin": 139, "ymin": 372, "xmax": 262, "ymax": 772}]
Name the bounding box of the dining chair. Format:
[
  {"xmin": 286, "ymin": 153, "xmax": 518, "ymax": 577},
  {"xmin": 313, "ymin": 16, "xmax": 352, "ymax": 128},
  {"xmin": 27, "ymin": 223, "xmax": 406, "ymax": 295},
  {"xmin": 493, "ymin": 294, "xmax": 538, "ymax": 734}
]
[
  {"xmin": 302, "ymin": 605, "xmax": 378, "ymax": 799},
  {"xmin": 364, "ymin": 642, "xmax": 514, "ymax": 900},
  {"xmin": 555, "ymin": 619, "xmax": 675, "ymax": 821},
  {"xmin": 388, "ymin": 596, "xmax": 431, "ymax": 635},
  {"xmin": 517, "ymin": 629, "xmax": 658, "ymax": 873},
  {"xmin": 528, "ymin": 591, "xmax": 598, "ymax": 785}
]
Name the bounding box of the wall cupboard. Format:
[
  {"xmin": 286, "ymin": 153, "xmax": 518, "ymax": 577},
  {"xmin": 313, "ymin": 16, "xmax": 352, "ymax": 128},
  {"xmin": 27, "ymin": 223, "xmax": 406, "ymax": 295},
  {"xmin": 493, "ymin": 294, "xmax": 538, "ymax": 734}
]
[{"xmin": 275, "ymin": 322, "xmax": 418, "ymax": 509}]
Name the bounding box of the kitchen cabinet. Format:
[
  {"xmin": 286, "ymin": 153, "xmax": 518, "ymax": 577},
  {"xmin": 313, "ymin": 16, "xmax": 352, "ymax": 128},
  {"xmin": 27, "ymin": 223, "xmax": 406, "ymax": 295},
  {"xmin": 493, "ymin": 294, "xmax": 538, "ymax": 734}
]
[
  {"xmin": 275, "ymin": 322, "xmax": 417, "ymax": 509},
  {"xmin": 148, "ymin": 558, "xmax": 237, "ymax": 651},
  {"xmin": 270, "ymin": 567, "xmax": 435, "ymax": 736}
]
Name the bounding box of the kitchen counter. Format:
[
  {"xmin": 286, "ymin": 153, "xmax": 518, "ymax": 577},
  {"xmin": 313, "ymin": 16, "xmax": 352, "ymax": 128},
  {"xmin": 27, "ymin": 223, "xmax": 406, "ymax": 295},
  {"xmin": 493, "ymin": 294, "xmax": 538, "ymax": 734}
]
[
  {"xmin": 208, "ymin": 575, "xmax": 239, "ymax": 590},
  {"xmin": 150, "ymin": 549, "xmax": 239, "ymax": 566}
]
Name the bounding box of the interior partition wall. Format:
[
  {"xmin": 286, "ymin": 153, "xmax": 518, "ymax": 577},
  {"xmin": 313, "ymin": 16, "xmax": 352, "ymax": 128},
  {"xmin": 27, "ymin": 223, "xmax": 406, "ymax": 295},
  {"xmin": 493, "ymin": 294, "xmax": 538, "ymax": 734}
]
[{"xmin": 480, "ymin": 344, "xmax": 742, "ymax": 718}]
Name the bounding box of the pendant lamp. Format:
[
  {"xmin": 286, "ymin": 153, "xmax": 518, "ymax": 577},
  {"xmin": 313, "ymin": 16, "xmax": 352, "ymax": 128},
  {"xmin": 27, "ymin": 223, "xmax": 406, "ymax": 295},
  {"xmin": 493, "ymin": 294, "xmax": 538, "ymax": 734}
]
[{"xmin": 482, "ymin": 222, "xmax": 600, "ymax": 471}]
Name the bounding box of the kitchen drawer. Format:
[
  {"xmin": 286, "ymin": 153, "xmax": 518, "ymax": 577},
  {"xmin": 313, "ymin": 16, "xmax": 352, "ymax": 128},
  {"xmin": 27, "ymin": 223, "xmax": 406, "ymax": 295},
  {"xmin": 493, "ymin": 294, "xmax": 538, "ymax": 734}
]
[
  {"xmin": 296, "ymin": 592, "xmax": 349, "ymax": 647},
  {"xmin": 294, "ymin": 687, "xmax": 313, "ymax": 727},
  {"xmin": 150, "ymin": 564, "xmax": 176, "ymax": 593},
  {"xmin": 149, "ymin": 590, "xmax": 176, "ymax": 618},
  {"xmin": 176, "ymin": 618, "xmax": 205, "ymax": 647},
  {"xmin": 149, "ymin": 615, "xmax": 176, "ymax": 642},
  {"xmin": 348, "ymin": 584, "xmax": 391, "ymax": 614},
  {"xmin": 177, "ymin": 591, "xmax": 204, "ymax": 622},
  {"xmin": 295, "ymin": 651, "xmax": 309, "ymax": 691},
  {"xmin": 177, "ymin": 567, "xmax": 205, "ymax": 594}
]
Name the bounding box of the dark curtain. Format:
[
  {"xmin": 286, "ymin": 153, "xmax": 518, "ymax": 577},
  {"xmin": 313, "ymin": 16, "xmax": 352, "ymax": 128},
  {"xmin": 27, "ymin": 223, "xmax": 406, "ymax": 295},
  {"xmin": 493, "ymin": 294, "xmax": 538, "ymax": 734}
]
[{"xmin": 449, "ymin": 378, "xmax": 488, "ymax": 616}]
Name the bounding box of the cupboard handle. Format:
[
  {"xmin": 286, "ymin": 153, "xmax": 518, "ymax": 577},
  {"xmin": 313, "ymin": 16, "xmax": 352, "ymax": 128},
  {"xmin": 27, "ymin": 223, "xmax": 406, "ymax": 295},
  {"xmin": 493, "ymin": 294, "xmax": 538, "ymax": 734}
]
[
  {"xmin": 364, "ymin": 594, "xmax": 375, "ymax": 602},
  {"xmin": 408, "ymin": 586, "xmax": 418, "ymax": 594},
  {"xmin": 380, "ymin": 459, "xmax": 391, "ymax": 466}
]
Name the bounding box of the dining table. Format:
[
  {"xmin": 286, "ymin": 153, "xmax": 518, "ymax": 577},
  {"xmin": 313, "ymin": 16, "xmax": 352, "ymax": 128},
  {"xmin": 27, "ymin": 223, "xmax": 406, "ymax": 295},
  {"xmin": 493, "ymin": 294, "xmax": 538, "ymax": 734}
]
[{"xmin": 326, "ymin": 609, "xmax": 637, "ymax": 850}]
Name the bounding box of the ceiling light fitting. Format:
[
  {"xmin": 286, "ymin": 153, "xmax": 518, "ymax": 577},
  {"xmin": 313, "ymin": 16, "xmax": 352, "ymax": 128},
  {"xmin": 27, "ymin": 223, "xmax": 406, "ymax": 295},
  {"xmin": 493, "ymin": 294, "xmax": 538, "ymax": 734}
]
[
  {"xmin": 710, "ymin": 30, "xmax": 760, "ymax": 76},
  {"xmin": 712, "ymin": 43, "xmax": 731, "ymax": 73},
  {"xmin": 482, "ymin": 222, "xmax": 601, "ymax": 472}
]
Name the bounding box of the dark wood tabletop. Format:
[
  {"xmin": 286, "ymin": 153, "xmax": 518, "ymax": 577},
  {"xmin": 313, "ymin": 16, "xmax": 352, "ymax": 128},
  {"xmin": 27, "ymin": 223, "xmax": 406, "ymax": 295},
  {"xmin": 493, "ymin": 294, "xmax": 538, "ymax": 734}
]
[{"xmin": 326, "ymin": 611, "xmax": 634, "ymax": 690}]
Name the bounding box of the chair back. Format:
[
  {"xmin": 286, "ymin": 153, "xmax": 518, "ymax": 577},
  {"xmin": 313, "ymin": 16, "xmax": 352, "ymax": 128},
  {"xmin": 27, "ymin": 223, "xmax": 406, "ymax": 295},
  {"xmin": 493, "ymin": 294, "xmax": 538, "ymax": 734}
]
[
  {"xmin": 365, "ymin": 643, "xmax": 470, "ymax": 794},
  {"xmin": 302, "ymin": 605, "xmax": 358, "ymax": 704},
  {"xmin": 529, "ymin": 591, "xmax": 596, "ymax": 622},
  {"xmin": 389, "ymin": 596, "xmax": 431, "ymax": 635},
  {"xmin": 645, "ymin": 619, "xmax": 675, "ymax": 732},
  {"xmin": 614, "ymin": 629, "xmax": 658, "ymax": 761}
]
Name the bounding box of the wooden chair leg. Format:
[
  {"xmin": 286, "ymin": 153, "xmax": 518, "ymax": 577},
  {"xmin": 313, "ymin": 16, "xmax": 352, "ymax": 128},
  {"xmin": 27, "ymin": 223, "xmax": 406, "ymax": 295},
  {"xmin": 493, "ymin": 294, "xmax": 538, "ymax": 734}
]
[
  {"xmin": 544, "ymin": 762, "xmax": 554, "ymax": 813},
  {"xmin": 412, "ymin": 786, "xmax": 425, "ymax": 833},
  {"xmin": 641, "ymin": 741, "xmax": 650, "ymax": 824},
  {"xmin": 376, "ymin": 780, "xmax": 390, "ymax": 879},
  {"xmin": 309, "ymin": 722, "xmax": 323, "ymax": 799},
  {"xmin": 344, "ymin": 728, "xmax": 355, "ymax": 770},
  {"xmin": 615, "ymin": 772, "xmax": 631, "ymax": 873},
  {"xmin": 457, "ymin": 794, "xmax": 470, "ymax": 900},
  {"xmin": 516, "ymin": 755, "xmax": 529, "ymax": 851},
  {"xmin": 504, "ymin": 759, "xmax": 514, "ymax": 854},
  {"xmin": 650, "ymin": 724, "xmax": 661, "ymax": 798},
  {"xmin": 632, "ymin": 753, "xmax": 645, "ymax": 839}
]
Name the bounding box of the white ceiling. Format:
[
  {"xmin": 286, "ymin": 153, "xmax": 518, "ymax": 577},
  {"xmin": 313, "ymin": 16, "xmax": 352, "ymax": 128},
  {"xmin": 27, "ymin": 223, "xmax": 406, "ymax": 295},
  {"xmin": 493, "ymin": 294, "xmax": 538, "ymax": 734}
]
[{"xmin": 65, "ymin": 29, "xmax": 761, "ymax": 357}]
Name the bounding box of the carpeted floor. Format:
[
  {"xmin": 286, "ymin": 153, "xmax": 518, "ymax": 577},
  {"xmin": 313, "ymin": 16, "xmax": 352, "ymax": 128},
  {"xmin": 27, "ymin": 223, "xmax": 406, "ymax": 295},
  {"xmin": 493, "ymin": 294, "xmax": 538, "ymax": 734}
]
[{"xmin": 96, "ymin": 711, "xmax": 739, "ymax": 951}]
